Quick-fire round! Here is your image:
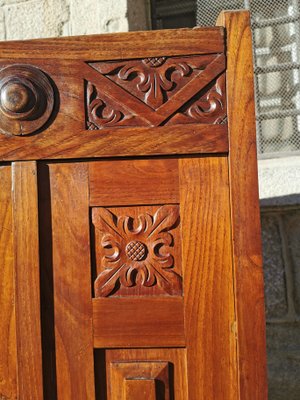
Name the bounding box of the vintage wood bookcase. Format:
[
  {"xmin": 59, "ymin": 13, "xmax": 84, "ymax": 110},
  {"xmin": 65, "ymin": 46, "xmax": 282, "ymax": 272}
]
[{"xmin": 0, "ymin": 10, "xmax": 267, "ymax": 400}]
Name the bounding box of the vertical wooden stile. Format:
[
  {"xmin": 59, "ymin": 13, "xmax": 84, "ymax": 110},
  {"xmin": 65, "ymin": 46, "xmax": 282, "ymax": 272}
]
[
  {"xmin": 12, "ymin": 161, "xmax": 44, "ymax": 399},
  {"xmin": 0, "ymin": 166, "xmax": 17, "ymax": 399},
  {"xmin": 217, "ymin": 10, "xmax": 268, "ymax": 399},
  {"xmin": 49, "ymin": 163, "xmax": 95, "ymax": 399},
  {"xmin": 179, "ymin": 157, "xmax": 237, "ymax": 399}
]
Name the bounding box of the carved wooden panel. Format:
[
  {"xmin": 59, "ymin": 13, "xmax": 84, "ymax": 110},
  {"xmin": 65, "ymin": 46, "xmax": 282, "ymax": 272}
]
[
  {"xmin": 92, "ymin": 205, "xmax": 182, "ymax": 297},
  {"xmin": 86, "ymin": 54, "xmax": 226, "ymax": 129},
  {"xmin": 109, "ymin": 361, "xmax": 170, "ymax": 400}
]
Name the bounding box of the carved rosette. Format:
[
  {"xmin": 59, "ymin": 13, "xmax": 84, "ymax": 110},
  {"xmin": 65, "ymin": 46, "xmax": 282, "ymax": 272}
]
[
  {"xmin": 93, "ymin": 205, "xmax": 182, "ymax": 297},
  {"xmin": 0, "ymin": 64, "xmax": 55, "ymax": 136}
]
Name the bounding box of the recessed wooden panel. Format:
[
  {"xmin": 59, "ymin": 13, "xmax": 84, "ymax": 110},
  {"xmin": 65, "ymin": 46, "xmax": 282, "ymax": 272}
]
[
  {"xmin": 124, "ymin": 379, "xmax": 156, "ymax": 400},
  {"xmin": 0, "ymin": 166, "xmax": 17, "ymax": 399},
  {"xmin": 92, "ymin": 204, "xmax": 182, "ymax": 297},
  {"xmin": 109, "ymin": 361, "xmax": 169, "ymax": 400},
  {"xmin": 89, "ymin": 159, "xmax": 179, "ymax": 206},
  {"xmin": 106, "ymin": 348, "xmax": 188, "ymax": 400},
  {"xmin": 93, "ymin": 297, "xmax": 185, "ymax": 348}
]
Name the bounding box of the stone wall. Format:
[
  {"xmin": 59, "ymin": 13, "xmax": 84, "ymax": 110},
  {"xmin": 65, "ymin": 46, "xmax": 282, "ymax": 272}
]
[
  {"xmin": 0, "ymin": 0, "xmax": 150, "ymax": 40},
  {"xmin": 262, "ymin": 208, "xmax": 300, "ymax": 400}
]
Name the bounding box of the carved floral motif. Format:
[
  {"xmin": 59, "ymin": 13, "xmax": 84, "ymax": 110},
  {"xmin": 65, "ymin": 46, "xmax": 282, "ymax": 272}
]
[
  {"xmin": 86, "ymin": 82, "xmax": 126, "ymax": 129},
  {"xmin": 93, "ymin": 205, "xmax": 182, "ymax": 297},
  {"xmin": 185, "ymin": 74, "xmax": 226, "ymax": 123},
  {"xmin": 86, "ymin": 54, "xmax": 227, "ymax": 129}
]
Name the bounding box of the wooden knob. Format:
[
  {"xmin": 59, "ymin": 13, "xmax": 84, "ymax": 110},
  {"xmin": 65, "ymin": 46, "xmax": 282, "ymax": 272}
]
[{"xmin": 0, "ymin": 65, "xmax": 55, "ymax": 136}]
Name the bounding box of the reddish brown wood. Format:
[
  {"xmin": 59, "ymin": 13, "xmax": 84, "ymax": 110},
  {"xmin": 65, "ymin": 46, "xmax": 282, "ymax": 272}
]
[
  {"xmin": 109, "ymin": 361, "xmax": 169, "ymax": 400},
  {"xmin": 89, "ymin": 159, "xmax": 179, "ymax": 206},
  {"xmin": 12, "ymin": 161, "xmax": 44, "ymax": 399},
  {"xmin": 106, "ymin": 349, "xmax": 188, "ymax": 400},
  {"xmin": 218, "ymin": 10, "xmax": 268, "ymax": 399},
  {"xmin": 49, "ymin": 163, "xmax": 95, "ymax": 399},
  {"xmin": 179, "ymin": 157, "xmax": 237, "ymax": 399},
  {"xmin": 0, "ymin": 16, "xmax": 266, "ymax": 400},
  {"xmin": 92, "ymin": 205, "xmax": 182, "ymax": 297},
  {"xmin": 0, "ymin": 65, "xmax": 54, "ymax": 135},
  {"xmin": 0, "ymin": 166, "xmax": 17, "ymax": 399},
  {"xmin": 0, "ymin": 27, "xmax": 224, "ymax": 60},
  {"xmin": 87, "ymin": 54, "xmax": 226, "ymax": 128},
  {"xmin": 124, "ymin": 379, "xmax": 156, "ymax": 400},
  {"xmin": 93, "ymin": 297, "xmax": 185, "ymax": 348},
  {"xmin": 0, "ymin": 122, "xmax": 228, "ymax": 161}
]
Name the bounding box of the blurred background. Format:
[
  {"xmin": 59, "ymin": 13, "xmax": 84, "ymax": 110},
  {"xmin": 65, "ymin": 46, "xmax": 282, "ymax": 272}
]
[{"xmin": 1, "ymin": 1, "xmax": 299, "ymax": 398}]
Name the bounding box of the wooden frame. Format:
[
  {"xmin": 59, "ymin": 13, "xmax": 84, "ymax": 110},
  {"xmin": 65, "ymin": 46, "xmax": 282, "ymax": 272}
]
[
  {"xmin": 0, "ymin": 10, "xmax": 267, "ymax": 399},
  {"xmin": 218, "ymin": 10, "xmax": 268, "ymax": 399}
]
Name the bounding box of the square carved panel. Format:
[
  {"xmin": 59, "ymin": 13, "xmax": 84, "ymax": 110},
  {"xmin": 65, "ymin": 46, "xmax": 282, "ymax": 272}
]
[{"xmin": 92, "ymin": 204, "xmax": 182, "ymax": 297}]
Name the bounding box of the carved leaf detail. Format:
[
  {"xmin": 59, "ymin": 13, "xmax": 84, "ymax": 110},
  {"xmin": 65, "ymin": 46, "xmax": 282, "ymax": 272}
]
[
  {"xmin": 93, "ymin": 205, "xmax": 182, "ymax": 297},
  {"xmin": 86, "ymin": 54, "xmax": 227, "ymax": 129},
  {"xmin": 185, "ymin": 74, "xmax": 226, "ymax": 123},
  {"xmin": 89, "ymin": 55, "xmax": 218, "ymax": 110},
  {"xmin": 86, "ymin": 82, "xmax": 126, "ymax": 129}
]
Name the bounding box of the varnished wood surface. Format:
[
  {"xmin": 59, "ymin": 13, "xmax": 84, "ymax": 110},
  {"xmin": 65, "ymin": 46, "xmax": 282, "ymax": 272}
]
[
  {"xmin": 12, "ymin": 161, "xmax": 44, "ymax": 399},
  {"xmin": 0, "ymin": 27, "xmax": 224, "ymax": 60},
  {"xmin": 218, "ymin": 10, "xmax": 268, "ymax": 399},
  {"xmin": 0, "ymin": 166, "xmax": 17, "ymax": 399},
  {"xmin": 89, "ymin": 159, "xmax": 179, "ymax": 206},
  {"xmin": 179, "ymin": 157, "xmax": 237, "ymax": 399},
  {"xmin": 0, "ymin": 121, "xmax": 228, "ymax": 161},
  {"xmin": 124, "ymin": 379, "xmax": 156, "ymax": 400},
  {"xmin": 106, "ymin": 349, "xmax": 188, "ymax": 400},
  {"xmin": 49, "ymin": 163, "xmax": 95, "ymax": 399},
  {"xmin": 0, "ymin": 13, "xmax": 267, "ymax": 399},
  {"xmin": 93, "ymin": 297, "xmax": 185, "ymax": 348}
]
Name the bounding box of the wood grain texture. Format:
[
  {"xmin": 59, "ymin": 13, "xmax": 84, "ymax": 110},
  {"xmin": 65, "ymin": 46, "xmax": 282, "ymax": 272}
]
[
  {"xmin": 179, "ymin": 157, "xmax": 237, "ymax": 399},
  {"xmin": 89, "ymin": 159, "xmax": 179, "ymax": 206},
  {"xmin": 0, "ymin": 166, "xmax": 17, "ymax": 400},
  {"xmin": 109, "ymin": 361, "xmax": 169, "ymax": 400},
  {"xmin": 106, "ymin": 348, "xmax": 188, "ymax": 400},
  {"xmin": 49, "ymin": 163, "xmax": 95, "ymax": 400},
  {"xmin": 86, "ymin": 53, "xmax": 226, "ymax": 128},
  {"xmin": 12, "ymin": 161, "xmax": 43, "ymax": 399},
  {"xmin": 0, "ymin": 28, "xmax": 224, "ymax": 60},
  {"xmin": 124, "ymin": 379, "xmax": 156, "ymax": 400},
  {"xmin": 93, "ymin": 297, "xmax": 185, "ymax": 348},
  {"xmin": 0, "ymin": 118, "xmax": 228, "ymax": 161},
  {"xmin": 217, "ymin": 10, "xmax": 268, "ymax": 399}
]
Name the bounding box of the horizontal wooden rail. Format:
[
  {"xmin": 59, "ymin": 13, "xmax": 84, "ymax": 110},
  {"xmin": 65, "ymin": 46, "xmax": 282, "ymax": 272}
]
[
  {"xmin": 0, "ymin": 28, "xmax": 224, "ymax": 60},
  {"xmin": 93, "ymin": 297, "xmax": 185, "ymax": 348},
  {"xmin": 0, "ymin": 124, "xmax": 228, "ymax": 161}
]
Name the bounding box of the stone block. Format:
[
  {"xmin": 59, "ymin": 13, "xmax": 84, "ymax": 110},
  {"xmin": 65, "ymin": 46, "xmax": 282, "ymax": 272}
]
[
  {"xmin": 69, "ymin": 0, "xmax": 128, "ymax": 35},
  {"xmin": 261, "ymin": 213, "xmax": 288, "ymax": 319},
  {"xmin": 266, "ymin": 323, "xmax": 300, "ymax": 400},
  {"xmin": 283, "ymin": 209, "xmax": 300, "ymax": 314},
  {"xmin": 3, "ymin": 0, "xmax": 70, "ymax": 40}
]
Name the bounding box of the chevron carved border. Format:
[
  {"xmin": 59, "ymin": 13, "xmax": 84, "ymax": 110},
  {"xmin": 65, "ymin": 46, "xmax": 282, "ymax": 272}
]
[{"xmin": 85, "ymin": 54, "xmax": 226, "ymax": 130}]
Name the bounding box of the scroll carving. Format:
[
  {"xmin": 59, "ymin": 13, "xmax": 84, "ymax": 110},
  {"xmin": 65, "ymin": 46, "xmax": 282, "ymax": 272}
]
[
  {"xmin": 86, "ymin": 54, "xmax": 227, "ymax": 129},
  {"xmin": 167, "ymin": 74, "xmax": 226, "ymax": 125},
  {"xmin": 93, "ymin": 205, "xmax": 182, "ymax": 297}
]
